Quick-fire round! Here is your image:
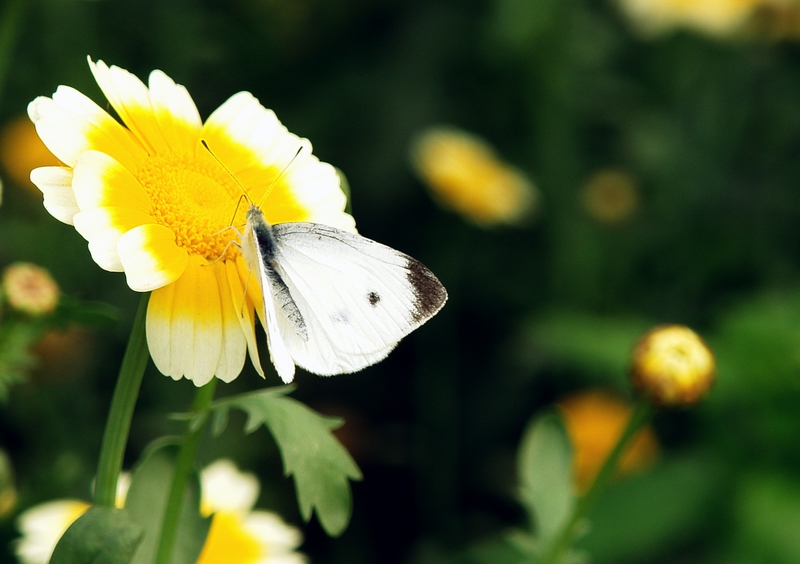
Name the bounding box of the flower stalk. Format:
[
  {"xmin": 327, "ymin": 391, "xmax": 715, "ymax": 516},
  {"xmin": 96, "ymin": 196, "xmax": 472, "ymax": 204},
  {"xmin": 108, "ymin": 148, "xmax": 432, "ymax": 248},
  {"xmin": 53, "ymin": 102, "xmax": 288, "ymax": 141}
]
[
  {"xmin": 94, "ymin": 294, "xmax": 150, "ymax": 507},
  {"xmin": 542, "ymin": 400, "xmax": 654, "ymax": 564},
  {"xmin": 154, "ymin": 378, "xmax": 217, "ymax": 564}
]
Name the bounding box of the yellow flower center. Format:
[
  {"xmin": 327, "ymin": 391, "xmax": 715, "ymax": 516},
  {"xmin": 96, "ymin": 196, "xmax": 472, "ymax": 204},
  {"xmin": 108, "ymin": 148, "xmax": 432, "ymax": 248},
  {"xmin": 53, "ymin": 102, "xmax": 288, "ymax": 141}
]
[
  {"xmin": 136, "ymin": 152, "xmax": 247, "ymax": 262},
  {"xmin": 196, "ymin": 512, "xmax": 263, "ymax": 564}
]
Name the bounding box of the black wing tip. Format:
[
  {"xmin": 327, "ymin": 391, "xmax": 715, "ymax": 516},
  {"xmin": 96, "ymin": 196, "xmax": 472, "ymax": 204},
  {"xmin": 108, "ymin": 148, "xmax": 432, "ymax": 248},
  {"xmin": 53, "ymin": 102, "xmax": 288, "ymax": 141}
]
[{"xmin": 406, "ymin": 258, "xmax": 448, "ymax": 324}]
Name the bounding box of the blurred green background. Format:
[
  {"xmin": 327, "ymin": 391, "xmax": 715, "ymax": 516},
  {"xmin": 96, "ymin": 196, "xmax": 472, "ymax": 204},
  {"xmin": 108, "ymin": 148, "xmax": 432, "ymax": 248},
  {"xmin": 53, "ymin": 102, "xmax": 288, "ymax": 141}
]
[{"xmin": 3, "ymin": 0, "xmax": 800, "ymax": 562}]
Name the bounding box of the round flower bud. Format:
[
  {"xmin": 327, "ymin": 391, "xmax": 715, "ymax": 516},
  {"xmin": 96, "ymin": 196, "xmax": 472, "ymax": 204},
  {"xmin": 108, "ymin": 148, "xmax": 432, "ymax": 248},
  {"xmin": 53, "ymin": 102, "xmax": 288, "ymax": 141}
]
[
  {"xmin": 2, "ymin": 262, "xmax": 60, "ymax": 316},
  {"xmin": 630, "ymin": 325, "xmax": 715, "ymax": 406}
]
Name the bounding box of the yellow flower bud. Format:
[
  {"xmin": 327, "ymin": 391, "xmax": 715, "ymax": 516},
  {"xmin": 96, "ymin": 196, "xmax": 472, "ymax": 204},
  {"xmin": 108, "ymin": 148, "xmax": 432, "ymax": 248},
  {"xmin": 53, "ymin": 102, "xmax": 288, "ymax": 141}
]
[
  {"xmin": 630, "ymin": 325, "xmax": 715, "ymax": 406},
  {"xmin": 2, "ymin": 262, "xmax": 60, "ymax": 316}
]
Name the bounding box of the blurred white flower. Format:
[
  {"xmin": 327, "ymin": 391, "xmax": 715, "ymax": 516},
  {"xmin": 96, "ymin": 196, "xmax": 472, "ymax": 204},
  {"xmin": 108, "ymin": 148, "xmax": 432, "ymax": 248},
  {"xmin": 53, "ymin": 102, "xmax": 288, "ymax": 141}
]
[
  {"xmin": 14, "ymin": 463, "xmax": 305, "ymax": 564},
  {"xmin": 15, "ymin": 500, "xmax": 90, "ymax": 564},
  {"xmin": 197, "ymin": 459, "xmax": 306, "ymax": 564}
]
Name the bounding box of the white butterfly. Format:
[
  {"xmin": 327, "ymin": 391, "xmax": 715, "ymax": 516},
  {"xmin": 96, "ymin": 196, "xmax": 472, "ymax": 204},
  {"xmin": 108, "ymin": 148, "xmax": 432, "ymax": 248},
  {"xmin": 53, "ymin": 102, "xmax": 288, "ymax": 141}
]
[{"xmin": 239, "ymin": 204, "xmax": 448, "ymax": 383}]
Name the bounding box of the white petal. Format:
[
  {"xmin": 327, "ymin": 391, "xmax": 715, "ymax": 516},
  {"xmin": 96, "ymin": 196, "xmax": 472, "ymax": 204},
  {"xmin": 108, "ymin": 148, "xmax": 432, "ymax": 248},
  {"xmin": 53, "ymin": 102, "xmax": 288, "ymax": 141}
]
[
  {"xmin": 117, "ymin": 224, "xmax": 188, "ymax": 292},
  {"xmin": 148, "ymin": 69, "xmax": 202, "ymax": 153},
  {"xmin": 29, "ymin": 166, "xmax": 79, "ymax": 224},
  {"xmin": 201, "ymin": 460, "xmax": 260, "ymax": 514}
]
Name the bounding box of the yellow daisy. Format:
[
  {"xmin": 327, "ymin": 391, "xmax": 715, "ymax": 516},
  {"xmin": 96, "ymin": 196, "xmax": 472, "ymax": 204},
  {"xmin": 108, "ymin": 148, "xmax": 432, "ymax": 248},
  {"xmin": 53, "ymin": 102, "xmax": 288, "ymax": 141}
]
[{"xmin": 28, "ymin": 58, "xmax": 355, "ymax": 385}]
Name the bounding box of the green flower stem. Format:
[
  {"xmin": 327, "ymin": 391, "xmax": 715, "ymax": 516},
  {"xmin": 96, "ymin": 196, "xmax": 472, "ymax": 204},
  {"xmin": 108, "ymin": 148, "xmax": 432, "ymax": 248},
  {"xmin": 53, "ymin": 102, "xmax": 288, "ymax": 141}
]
[
  {"xmin": 95, "ymin": 294, "xmax": 150, "ymax": 507},
  {"xmin": 155, "ymin": 378, "xmax": 217, "ymax": 564},
  {"xmin": 543, "ymin": 400, "xmax": 654, "ymax": 564}
]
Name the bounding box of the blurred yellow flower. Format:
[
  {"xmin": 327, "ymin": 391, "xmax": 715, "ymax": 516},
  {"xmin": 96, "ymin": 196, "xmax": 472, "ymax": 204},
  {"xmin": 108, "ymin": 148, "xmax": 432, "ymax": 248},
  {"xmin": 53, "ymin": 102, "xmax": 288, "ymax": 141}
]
[
  {"xmin": 751, "ymin": 0, "xmax": 800, "ymax": 39},
  {"xmin": 2, "ymin": 262, "xmax": 60, "ymax": 316},
  {"xmin": 617, "ymin": 0, "xmax": 763, "ymax": 36},
  {"xmin": 558, "ymin": 390, "xmax": 659, "ymax": 492},
  {"xmin": 14, "ymin": 461, "xmax": 304, "ymax": 564},
  {"xmin": 0, "ymin": 116, "xmax": 60, "ymax": 190},
  {"xmin": 580, "ymin": 168, "xmax": 639, "ymax": 224},
  {"xmin": 410, "ymin": 126, "xmax": 537, "ymax": 227},
  {"xmin": 631, "ymin": 324, "xmax": 716, "ymax": 406},
  {"xmin": 28, "ymin": 58, "xmax": 354, "ymax": 386}
]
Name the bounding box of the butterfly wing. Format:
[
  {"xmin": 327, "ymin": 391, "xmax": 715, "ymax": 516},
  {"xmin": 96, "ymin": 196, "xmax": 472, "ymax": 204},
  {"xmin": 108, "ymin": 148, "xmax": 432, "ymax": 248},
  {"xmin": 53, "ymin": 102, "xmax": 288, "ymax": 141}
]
[
  {"xmin": 269, "ymin": 222, "xmax": 447, "ymax": 376},
  {"xmin": 240, "ymin": 211, "xmax": 298, "ymax": 383}
]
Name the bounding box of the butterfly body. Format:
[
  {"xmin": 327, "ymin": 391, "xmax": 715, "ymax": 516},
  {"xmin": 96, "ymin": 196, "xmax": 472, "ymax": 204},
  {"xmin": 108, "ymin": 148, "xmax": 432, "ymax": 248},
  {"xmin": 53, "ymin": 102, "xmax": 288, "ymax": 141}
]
[{"xmin": 240, "ymin": 205, "xmax": 447, "ymax": 383}]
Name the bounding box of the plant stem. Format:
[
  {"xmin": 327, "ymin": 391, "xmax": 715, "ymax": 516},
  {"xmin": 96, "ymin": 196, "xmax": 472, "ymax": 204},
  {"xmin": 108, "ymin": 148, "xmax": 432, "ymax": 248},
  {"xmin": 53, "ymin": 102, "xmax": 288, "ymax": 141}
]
[
  {"xmin": 95, "ymin": 294, "xmax": 150, "ymax": 507},
  {"xmin": 154, "ymin": 379, "xmax": 217, "ymax": 564},
  {"xmin": 542, "ymin": 400, "xmax": 654, "ymax": 564}
]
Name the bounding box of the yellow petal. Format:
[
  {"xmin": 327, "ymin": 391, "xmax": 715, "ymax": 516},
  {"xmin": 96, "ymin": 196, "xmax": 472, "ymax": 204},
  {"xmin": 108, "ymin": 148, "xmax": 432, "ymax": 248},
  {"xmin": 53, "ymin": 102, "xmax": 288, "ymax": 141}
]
[
  {"xmin": 146, "ymin": 282, "xmax": 179, "ymax": 381},
  {"xmin": 72, "ymin": 150, "xmax": 152, "ymax": 212},
  {"xmin": 148, "ymin": 69, "xmax": 203, "ymax": 154},
  {"xmin": 74, "ymin": 207, "xmax": 159, "ymax": 272},
  {"xmin": 146, "ymin": 256, "xmax": 223, "ymax": 385},
  {"xmin": 200, "ymin": 92, "xmax": 352, "ymax": 228},
  {"xmin": 117, "ymin": 224, "xmax": 188, "ymax": 291},
  {"xmin": 200, "ymin": 92, "xmax": 284, "ymax": 176},
  {"xmin": 27, "ymin": 87, "xmax": 144, "ymax": 170},
  {"xmin": 229, "ymin": 257, "xmax": 264, "ymax": 378},
  {"xmin": 88, "ymin": 58, "xmax": 170, "ymax": 155},
  {"xmin": 29, "ymin": 166, "xmax": 79, "ymax": 225},
  {"xmin": 211, "ymin": 262, "xmax": 247, "ymax": 382}
]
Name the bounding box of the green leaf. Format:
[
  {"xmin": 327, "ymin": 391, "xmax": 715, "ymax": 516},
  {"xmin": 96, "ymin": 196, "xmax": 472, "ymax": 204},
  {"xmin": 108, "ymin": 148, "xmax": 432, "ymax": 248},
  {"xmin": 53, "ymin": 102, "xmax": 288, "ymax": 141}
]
[
  {"xmin": 212, "ymin": 387, "xmax": 362, "ymax": 536},
  {"xmin": 578, "ymin": 455, "xmax": 722, "ymax": 564},
  {"xmin": 517, "ymin": 412, "xmax": 575, "ymax": 544},
  {"xmin": 733, "ymin": 472, "xmax": 800, "ymax": 564},
  {"xmin": 124, "ymin": 443, "xmax": 212, "ymax": 564},
  {"xmin": 50, "ymin": 506, "xmax": 143, "ymax": 564}
]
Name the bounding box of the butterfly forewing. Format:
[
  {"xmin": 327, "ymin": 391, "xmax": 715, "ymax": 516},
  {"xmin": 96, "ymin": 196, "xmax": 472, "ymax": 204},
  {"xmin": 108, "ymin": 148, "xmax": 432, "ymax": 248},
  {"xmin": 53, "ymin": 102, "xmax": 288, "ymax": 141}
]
[{"xmin": 268, "ymin": 222, "xmax": 447, "ymax": 376}]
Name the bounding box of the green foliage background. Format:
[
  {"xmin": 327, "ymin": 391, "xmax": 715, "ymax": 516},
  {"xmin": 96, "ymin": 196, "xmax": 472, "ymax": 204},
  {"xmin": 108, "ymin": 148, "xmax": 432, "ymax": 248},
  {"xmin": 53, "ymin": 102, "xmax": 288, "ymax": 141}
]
[{"xmin": 1, "ymin": 0, "xmax": 800, "ymax": 562}]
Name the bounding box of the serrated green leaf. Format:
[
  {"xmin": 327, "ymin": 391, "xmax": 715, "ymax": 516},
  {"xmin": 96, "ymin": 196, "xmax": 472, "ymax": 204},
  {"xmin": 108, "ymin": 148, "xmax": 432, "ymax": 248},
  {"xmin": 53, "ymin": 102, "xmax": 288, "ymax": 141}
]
[
  {"xmin": 518, "ymin": 412, "xmax": 575, "ymax": 543},
  {"xmin": 124, "ymin": 443, "xmax": 212, "ymax": 564},
  {"xmin": 50, "ymin": 506, "xmax": 143, "ymax": 564},
  {"xmin": 213, "ymin": 387, "xmax": 362, "ymax": 536}
]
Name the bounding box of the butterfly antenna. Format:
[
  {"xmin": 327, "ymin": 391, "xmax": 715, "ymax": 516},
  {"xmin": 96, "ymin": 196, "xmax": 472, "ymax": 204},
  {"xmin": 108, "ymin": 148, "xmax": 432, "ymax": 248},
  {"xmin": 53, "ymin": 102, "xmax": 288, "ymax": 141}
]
[
  {"xmin": 255, "ymin": 145, "xmax": 304, "ymax": 209},
  {"xmin": 201, "ymin": 139, "xmax": 253, "ymax": 227}
]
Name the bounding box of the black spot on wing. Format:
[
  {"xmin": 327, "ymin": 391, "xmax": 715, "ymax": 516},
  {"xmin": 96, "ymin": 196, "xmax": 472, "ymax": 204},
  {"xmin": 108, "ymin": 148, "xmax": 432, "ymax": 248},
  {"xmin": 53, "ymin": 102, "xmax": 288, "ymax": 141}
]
[
  {"xmin": 368, "ymin": 291, "xmax": 381, "ymax": 306},
  {"xmin": 406, "ymin": 258, "xmax": 447, "ymax": 323}
]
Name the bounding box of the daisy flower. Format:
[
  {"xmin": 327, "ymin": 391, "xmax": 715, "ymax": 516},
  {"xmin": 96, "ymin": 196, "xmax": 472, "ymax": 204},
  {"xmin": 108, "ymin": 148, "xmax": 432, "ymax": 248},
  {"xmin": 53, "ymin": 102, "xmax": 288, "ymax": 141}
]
[
  {"xmin": 15, "ymin": 500, "xmax": 91, "ymax": 564},
  {"xmin": 14, "ymin": 464, "xmax": 304, "ymax": 564},
  {"xmin": 28, "ymin": 58, "xmax": 354, "ymax": 385},
  {"xmin": 197, "ymin": 459, "xmax": 306, "ymax": 564},
  {"xmin": 14, "ymin": 474, "xmax": 128, "ymax": 564}
]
